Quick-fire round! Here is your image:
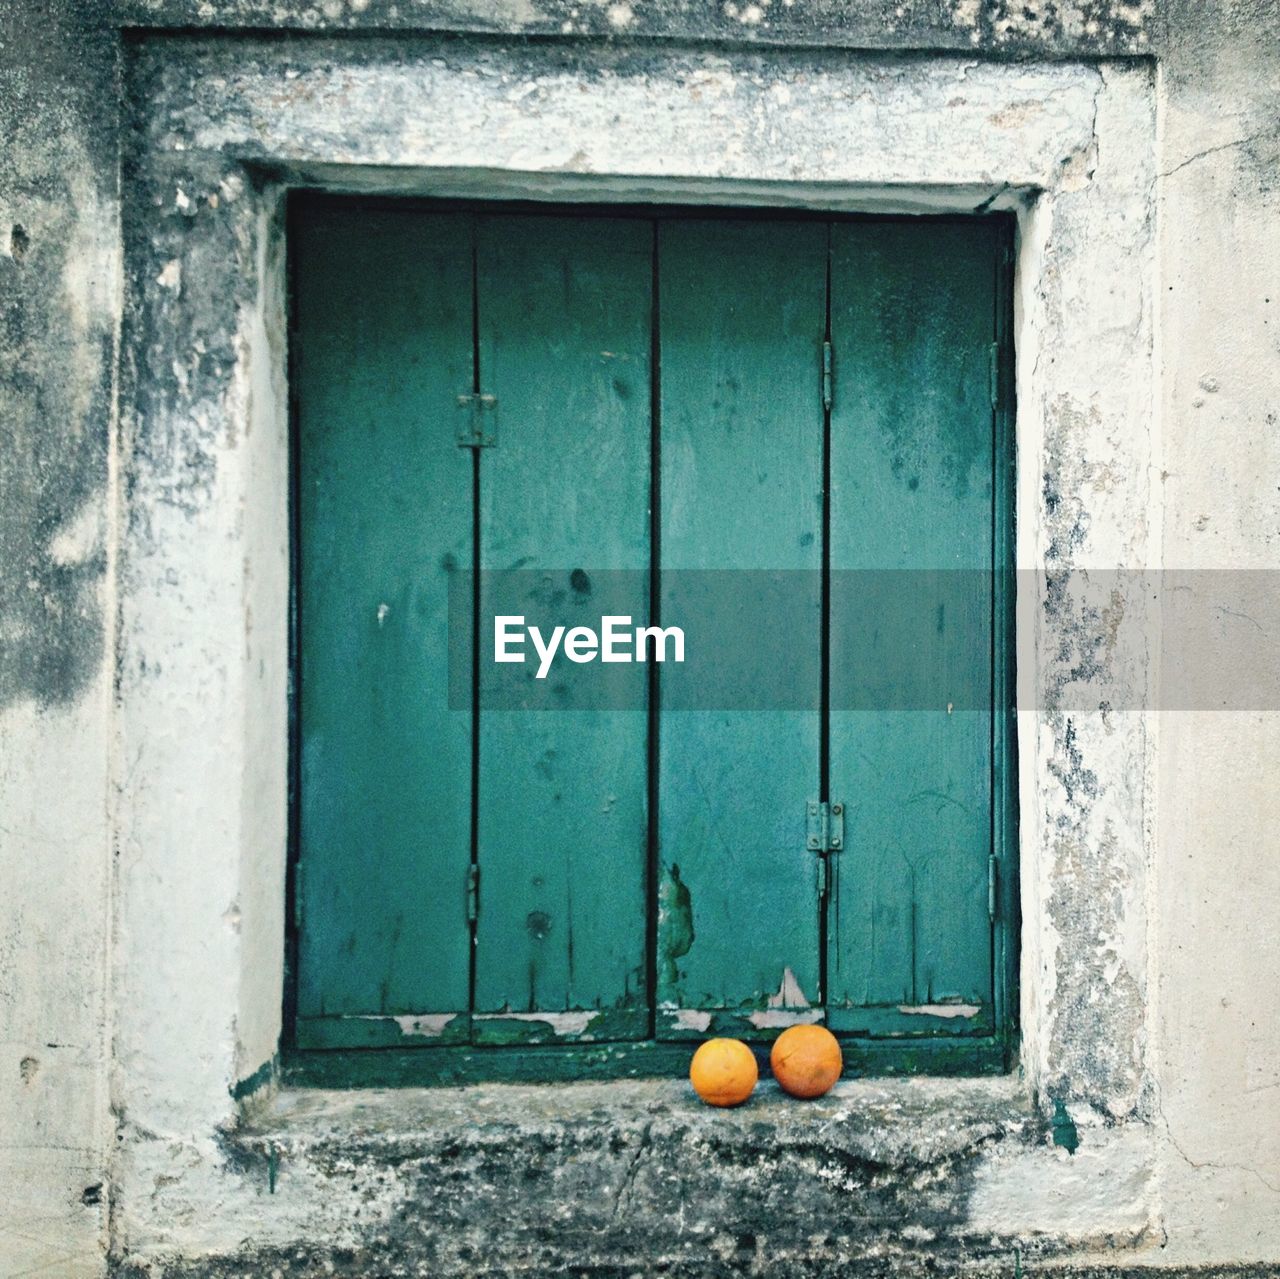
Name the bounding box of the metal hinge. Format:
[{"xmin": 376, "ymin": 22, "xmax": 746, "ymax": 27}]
[
  {"xmin": 456, "ymin": 392, "xmax": 498, "ymax": 448},
  {"xmin": 988, "ymin": 343, "xmax": 1000, "ymax": 411},
  {"xmin": 821, "ymin": 340, "xmax": 833, "ymax": 413},
  {"xmin": 987, "ymin": 854, "xmax": 998, "ymax": 921},
  {"xmin": 466, "ymin": 864, "xmax": 480, "ymax": 924},
  {"xmin": 806, "ymin": 799, "xmax": 844, "ymax": 854}
]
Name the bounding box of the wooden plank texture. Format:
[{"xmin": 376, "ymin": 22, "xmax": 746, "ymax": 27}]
[
  {"xmin": 291, "ymin": 205, "xmax": 1012, "ymax": 1067},
  {"xmin": 826, "ymin": 220, "xmax": 997, "ymax": 1031},
  {"xmin": 473, "ymin": 215, "xmax": 652, "ymax": 1041},
  {"xmin": 656, "ymin": 218, "xmax": 826, "ymax": 1037},
  {"xmin": 294, "ymin": 208, "xmax": 474, "ymax": 1042}
]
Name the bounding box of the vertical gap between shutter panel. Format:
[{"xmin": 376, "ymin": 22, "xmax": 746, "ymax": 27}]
[
  {"xmin": 818, "ymin": 220, "xmax": 833, "ymax": 1010},
  {"xmin": 992, "ymin": 218, "xmax": 1018, "ymax": 1059},
  {"xmin": 991, "ymin": 230, "xmax": 1000, "ymax": 1018},
  {"xmin": 283, "ymin": 193, "xmax": 303, "ymax": 1050},
  {"xmin": 645, "ymin": 218, "xmax": 661, "ymax": 1041},
  {"xmin": 468, "ymin": 215, "xmax": 482, "ymax": 1033}
]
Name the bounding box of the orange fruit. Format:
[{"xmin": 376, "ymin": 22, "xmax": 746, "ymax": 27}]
[
  {"xmin": 689, "ymin": 1037, "xmax": 758, "ymax": 1107},
  {"xmin": 770, "ymin": 1024, "xmax": 843, "ymax": 1098}
]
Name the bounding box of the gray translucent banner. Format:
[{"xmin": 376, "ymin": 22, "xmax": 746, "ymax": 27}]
[{"xmin": 446, "ymin": 570, "xmax": 1280, "ymax": 711}]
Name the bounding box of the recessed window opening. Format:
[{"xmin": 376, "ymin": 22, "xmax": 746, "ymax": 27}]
[{"xmin": 287, "ymin": 195, "xmax": 1017, "ymax": 1083}]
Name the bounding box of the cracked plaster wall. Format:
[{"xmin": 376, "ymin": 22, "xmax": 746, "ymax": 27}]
[
  {"xmin": 1152, "ymin": 0, "xmax": 1280, "ymax": 1264},
  {"xmin": 1, "ymin": 0, "xmax": 1278, "ymax": 1274}
]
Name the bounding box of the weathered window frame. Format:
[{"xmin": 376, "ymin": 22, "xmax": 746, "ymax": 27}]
[
  {"xmin": 114, "ymin": 32, "xmax": 1157, "ymax": 1248},
  {"xmin": 283, "ymin": 195, "xmax": 1020, "ymax": 1083}
]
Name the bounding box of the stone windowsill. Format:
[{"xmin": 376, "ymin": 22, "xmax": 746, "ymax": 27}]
[
  {"xmin": 237, "ymin": 1074, "xmax": 1038, "ymax": 1166},
  {"xmin": 201, "ymin": 1076, "xmax": 1049, "ymax": 1275}
]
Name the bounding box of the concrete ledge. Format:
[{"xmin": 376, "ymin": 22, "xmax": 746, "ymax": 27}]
[
  {"xmin": 241, "ymin": 1075, "xmax": 1037, "ymax": 1167},
  {"xmin": 111, "ymin": 1077, "xmax": 1215, "ymax": 1276},
  {"xmin": 114, "ymin": 1077, "xmax": 1072, "ymax": 1275}
]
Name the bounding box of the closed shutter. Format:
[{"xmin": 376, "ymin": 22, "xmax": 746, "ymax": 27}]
[{"xmin": 292, "ymin": 201, "xmax": 1014, "ymax": 1069}]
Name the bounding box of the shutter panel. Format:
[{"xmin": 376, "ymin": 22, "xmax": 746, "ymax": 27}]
[
  {"xmin": 292, "ymin": 206, "xmax": 1012, "ymax": 1068},
  {"xmin": 472, "ymin": 215, "xmax": 652, "ymax": 1043},
  {"xmin": 826, "ymin": 221, "xmax": 998, "ymax": 1035},
  {"xmin": 656, "ymin": 219, "xmax": 826, "ymax": 1038},
  {"xmin": 295, "ymin": 208, "xmax": 474, "ymax": 1048}
]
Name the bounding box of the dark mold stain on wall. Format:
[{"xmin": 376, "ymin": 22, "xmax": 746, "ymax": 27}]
[
  {"xmin": 1, "ymin": 2, "xmax": 118, "ymax": 710},
  {"xmin": 121, "ymin": 153, "xmax": 266, "ymax": 522}
]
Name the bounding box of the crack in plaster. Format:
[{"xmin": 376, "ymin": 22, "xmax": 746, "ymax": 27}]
[
  {"xmin": 1158, "ymin": 129, "xmax": 1275, "ymax": 180},
  {"xmin": 1162, "ymin": 1115, "xmax": 1280, "ymax": 1197}
]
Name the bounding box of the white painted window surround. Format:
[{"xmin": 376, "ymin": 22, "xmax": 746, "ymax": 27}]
[{"xmin": 116, "ymin": 39, "xmax": 1157, "ymax": 1253}]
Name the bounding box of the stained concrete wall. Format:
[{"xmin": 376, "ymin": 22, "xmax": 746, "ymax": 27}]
[
  {"xmin": 1, "ymin": 1, "xmax": 1278, "ymax": 1275},
  {"xmin": 1154, "ymin": 0, "xmax": 1280, "ymax": 1263},
  {"xmin": 0, "ymin": 3, "xmax": 118, "ymax": 1273}
]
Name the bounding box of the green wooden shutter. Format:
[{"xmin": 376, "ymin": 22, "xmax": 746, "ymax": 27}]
[
  {"xmin": 473, "ymin": 215, "xmax": 652, "ymax": 1043},
  {"xmin": 294, "ymin": 209, "xmax": 474, "ymax": 1048},
  {"xmin": 291, "ymin": 204, "xmax": 1013, "ymax": 1071},
  {"xmin": 655, "ymin": 219, "xmax": 826, "ymax": 1038},
  {"xmin": 826, "ymin": 221, "xmax": 999, "ymax": 1035}
]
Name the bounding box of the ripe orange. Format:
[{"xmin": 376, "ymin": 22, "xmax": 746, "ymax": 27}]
[
  {"xmin": 769, "ymin": 1024, "xmax": 843, "ymax": 1098},
  {"xmin": 689, "ymin": 1037, "xmax": 758, "ymax": 1107}
]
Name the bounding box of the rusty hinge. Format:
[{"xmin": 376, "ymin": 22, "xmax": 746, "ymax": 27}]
[
  {"xmin": 466, "ymin": 863, "xmax": 480, "ymax": 924},
  {"xmin": 987, "ymin": 854, "xmax": 998, "ymax": 921},
  {"xmin": 821, "ymin": 340, "xmax": 833, "ymax": 413},
  {"xmin": 456, "ymin": 392, "xmax": 497, "ymax": 448},
  {"xmin": 806, "ymin": 799, "xmax": 844, "ymax": 854}
]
